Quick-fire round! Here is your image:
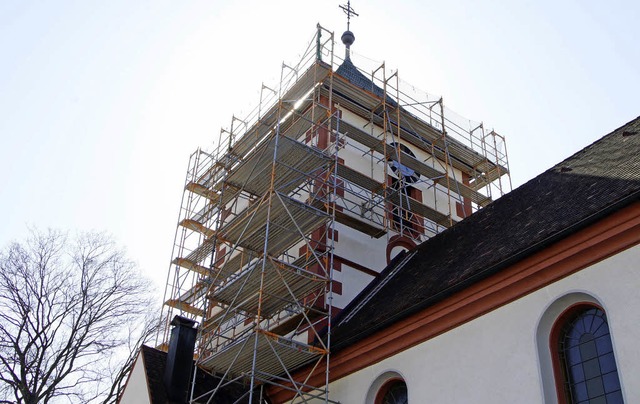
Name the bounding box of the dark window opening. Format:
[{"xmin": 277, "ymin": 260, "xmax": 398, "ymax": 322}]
[
  {"xmin": 558, "ymin": 307, "xmax": 623, "ymax": 403},
  {"xmin": 376, "ymin": 379, "xmax": 408, "ymax": 404}
]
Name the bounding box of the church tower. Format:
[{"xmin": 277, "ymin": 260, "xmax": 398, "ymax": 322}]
[{"xmin": 160, "ymin": 6, "xmax": 510, "ymax": 401}]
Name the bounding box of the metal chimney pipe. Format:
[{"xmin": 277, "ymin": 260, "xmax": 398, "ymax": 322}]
[{"xmin": 163, "ymin": 315, "xmax": 197, "ymax": 403}]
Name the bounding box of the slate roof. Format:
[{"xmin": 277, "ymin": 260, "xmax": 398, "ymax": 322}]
[
  {"xmin": 139, "ymin": 345, "xmax": 248, "ymax": 403},
  {"xmin": 330, "ymin": 116, "xmax": 640, "ymax": 351},
  {"xmin": 335, "ymin": 57, "xmax": 385, "ymax": 99}
]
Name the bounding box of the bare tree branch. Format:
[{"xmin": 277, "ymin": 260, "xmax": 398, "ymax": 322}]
[{"xmin": 0, "ymin": 228, "xmax": 158, "ymax": 403}]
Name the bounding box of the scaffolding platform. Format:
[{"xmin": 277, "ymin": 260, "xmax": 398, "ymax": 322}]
[
  {"xmin": 334, "ymin": 117, "xmax": 492, "ymax": 207},
  {"xmin": 184, "ymin": 238, "xmax": 215, "ymax": 268},
  {"xmin": 209, "ymin": 256, "xmax": 326, "ymax": 323},
  {"xmin": 172, "ymin": 257, "xmax": 212, "ymax": 277},
  {"xmin": 199, "ymin": 330, "xmax": 327, "ymax": 379},
  {"xmin": 229, "ymin": 61, "xmax": 332, "ymax": 160},
  {"xmin": 218, "ymin": 192, "xmax": 329, "ymax": 257},
  {"xmin": 326, "ymin": 83, "xmax": 508, "ymax": 188},
  {"xmin": 225, "ymin": 135, "xmax": 330, "ymax": 197},
  {"xmin": 336, "ymin": 163, "xmax": 455, "ymax": 227}
]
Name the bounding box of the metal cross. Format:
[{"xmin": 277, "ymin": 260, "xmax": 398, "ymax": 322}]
[{"xmin": 339, "ymin": 1, "xmax": 359, "ymax": 31}]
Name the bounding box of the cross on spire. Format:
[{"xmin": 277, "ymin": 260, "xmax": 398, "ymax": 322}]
[{"xmin": 339, "ymin": 1, "xmax": 359, "ymax": 31}]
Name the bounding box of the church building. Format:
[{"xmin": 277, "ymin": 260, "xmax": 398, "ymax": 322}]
[{"xmin": 119, "ymin": 15, "xmax": 640, "ymax": 404}]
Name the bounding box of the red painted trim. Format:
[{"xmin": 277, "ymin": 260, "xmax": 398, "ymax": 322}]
[
  {"xmin": 332, "ymin": 280, "xmax": 343, "ymax": 296},
  {"xmin": 386, "ymin": 235, "xmax": 417, "ymax": 265},
  {"xmin": 335, "ymin": 178, "xmax": 345, "ymax": 198},
  {"xmin": 456, "ymin": 201, "xmax": 471, "ymax": 219},
  {"xmin": 317, "ymin": 95, "xmax": 331, "ymax": 150},
  {"xmin": 456, "ymin": 173, "xmax": 473, "ymax": 218},
  {"xmin": 333, "ymin": 261, "xmax": 342, "ymax": 272},
  {"xmin": 334, "ymin": 255, "xmax": 379, "ymax": 278},
  {"xmin": 214, "ymin": 247, "xmax": 226, "ymax": 268}
]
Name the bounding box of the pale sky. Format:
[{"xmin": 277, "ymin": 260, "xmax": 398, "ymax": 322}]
[{"xmin": 1, "ymin": 1, "xmax": 638, "ymax": 296}]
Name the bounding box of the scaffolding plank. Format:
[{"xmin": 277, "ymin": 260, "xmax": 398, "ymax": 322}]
[
  {"xmin": 468, "ymin": 165, "xmax": 509, "ymax": 190},
  {"xmin": 199, "ymin": 330, "xmax": 325, "ymax": 379},
  {"xmin": 387, "ymin": 192, "xmax": 453, "ymax": 227},
  {"xmin": 179, "ymin": 218, "xmax": 215, "ymax": 238},
  {"xmin": 335, "ymin": 118, "xmax": 492, "ymax": 207},
  {"xmin": 336, "ymin": 163, "xmax": 454, "ymax": 228},
  {"xmin": 186, "ymin": 203, "xmax": 215, "ymax": 227},
  {"xmin": 326, "ymin": 83, "xmax": 509, "ymax": 182},
  {"xmin": 331, "ymin": 75, "xmax": 383, "ymax": 115},
  {"xmin": 218, "ymin": 192, "xmax": 329, "ymax": 257},
  {"xmin": 225, "ymin": 135, "xmax": 330, "ymax": 197},
  {"xmin": 282, "ymin": 102, "xmax": 329, "ymax": 143},
  {"xmin": 184, "ymin": 239, "xmax": 215, "ymax": 266},
  {"xmin": 211, "ymin": 257, "xmax": 326, "ymax": 319},
  {"xmin": 214, "ymin": 248, "xmax": 259, "ymax": 280},
  {"xmin": 334, "ymin": 210, "xmax": 386, "ymax": 238},
  {"xmin": 172, "ymin": 257, "xmax": 212, "ymax": 277},
  {"xmin": 165, "ymin": 299, "xmax": 204, "ymax": 317},
  {"xmin": 164, "ymin": 281, "xmax": 207, "ymax": 313},
  {"xmin": 207, "ymin": 251, "xmax": 327, "ymax": 329},
  {"xmin": 185, "ymin": 182, "xmax": 220, "ymax": 202},
  {"xmin": 230, "ymin": 61, "xmax": 332, "ymax": 160},
  {"xmin": 193, "ymin": 157, "xmax": 227, "ymax": 191},
  {"xmin": 269, "ymin": 310, "xmax": 323, "ymax": 336},
  {"xmin": 176, "ymin": 280, "xmax": 209, "ymax": 304}
]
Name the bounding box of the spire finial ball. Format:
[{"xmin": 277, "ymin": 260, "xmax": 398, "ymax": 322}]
[{"xmin": 341, "ymin": 30, "xmax": 355, "ymax": 48}]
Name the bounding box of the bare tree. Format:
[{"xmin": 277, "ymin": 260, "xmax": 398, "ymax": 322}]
[{"xmin": 0, "ymin": 228, "xmax": 159, "ymax": 403}]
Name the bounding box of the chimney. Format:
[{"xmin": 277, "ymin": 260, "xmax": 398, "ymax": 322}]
[{"xmin": 163, "ymin": 315, "xmax": 197, "ymax": 403}]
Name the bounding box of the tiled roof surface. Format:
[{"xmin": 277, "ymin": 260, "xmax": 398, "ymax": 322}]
[
  {"xmin": 335, "ymin": 57, "xmax": 386, "ymax": 99},
  {"xmin": 330, "ymin": 116, "xmax": 640, "ymax": 350}
]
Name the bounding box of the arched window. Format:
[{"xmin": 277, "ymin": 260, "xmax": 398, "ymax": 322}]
[
  {"xmin": 375, "ymin": 378, "xmax": 408, "ymax": 404},
  {"xmin": 551, "ymin": 304, "xmax": 623, "ymax": 403}
]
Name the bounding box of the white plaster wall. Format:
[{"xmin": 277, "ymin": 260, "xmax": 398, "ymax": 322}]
[
  {"xmin": 319, "ymin": 244, "xmax": 640, "ymax": 404},
  {"xmin": 119, "ymin": 353, "xmax": 151, "ymax": 404},
  {"xmin": 332, "ymin": 264, "xmax": 376, "ymax": 309},
  {"xmin": 332, "ymin": 224, "xmax": 384, "ymax": 310},
  {"xmin": 334, "ymin": 224, "xmax": 387, "ymax": 273}
]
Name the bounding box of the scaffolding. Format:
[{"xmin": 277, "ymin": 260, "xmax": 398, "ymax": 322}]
[{"xmin": 160, "ymin": 24, "xmax": 511, "ymax": 403}]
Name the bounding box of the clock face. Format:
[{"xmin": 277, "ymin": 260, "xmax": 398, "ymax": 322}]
[{"xmin": 388, "ymin": 142, "xmax": 419, "ymax": 184}]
